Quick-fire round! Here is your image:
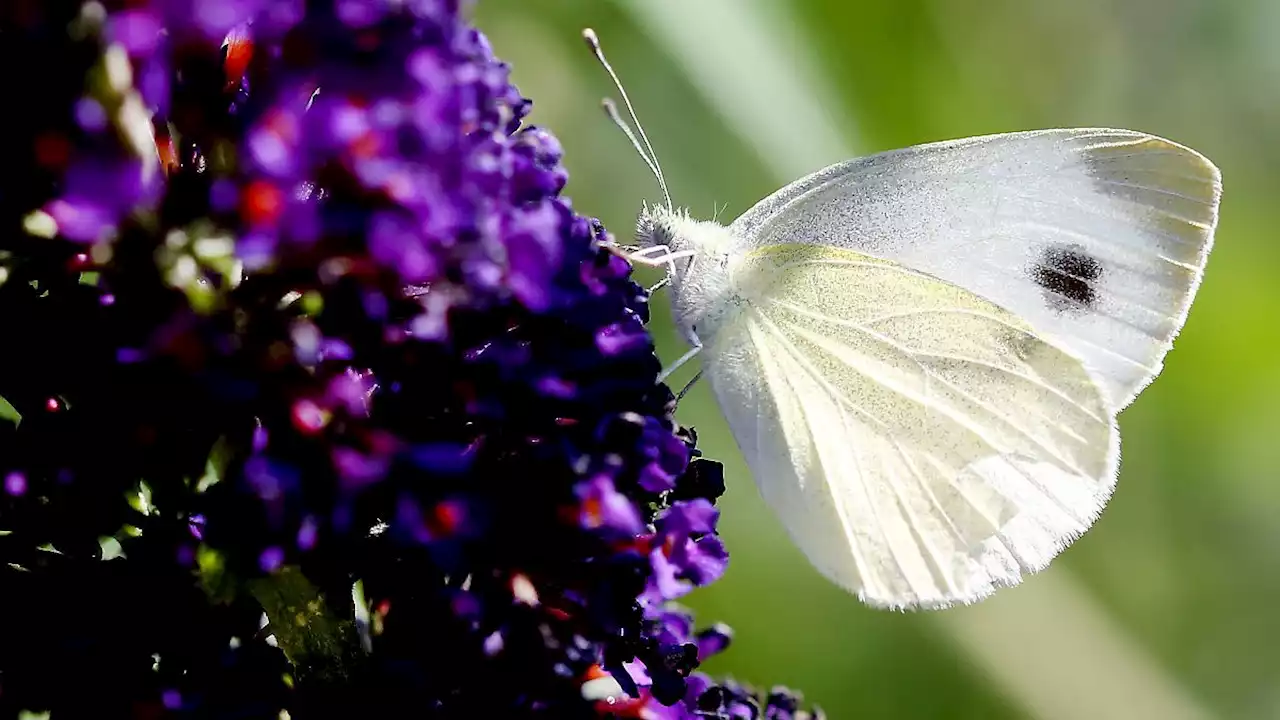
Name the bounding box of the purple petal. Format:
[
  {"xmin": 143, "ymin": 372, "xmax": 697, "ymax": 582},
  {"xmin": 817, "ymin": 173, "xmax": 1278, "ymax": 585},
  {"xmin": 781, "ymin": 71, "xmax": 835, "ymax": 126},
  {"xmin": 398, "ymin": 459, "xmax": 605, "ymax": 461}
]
[
  {"xmin": 695, "ymin": 624, "xmax": 733, "ymax": 661},
  {"xmin": 576, "ymin": 475, "xmax": 644, "ymax": 537}
]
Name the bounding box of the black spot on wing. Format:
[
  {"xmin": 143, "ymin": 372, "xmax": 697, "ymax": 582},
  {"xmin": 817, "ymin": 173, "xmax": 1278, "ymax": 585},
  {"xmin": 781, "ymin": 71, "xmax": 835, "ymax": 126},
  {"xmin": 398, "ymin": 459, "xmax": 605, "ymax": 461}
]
[{"xmin": 1031, "ymin": 244, "xmax": 1102, "ymax": 313}]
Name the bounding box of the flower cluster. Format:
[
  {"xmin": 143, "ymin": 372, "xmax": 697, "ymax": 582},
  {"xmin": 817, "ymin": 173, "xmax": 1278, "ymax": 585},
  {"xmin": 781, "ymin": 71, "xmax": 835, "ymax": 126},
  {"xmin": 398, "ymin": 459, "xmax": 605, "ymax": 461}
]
[{"xmin": 0, "ymin": 1, "xmax": 822, "ymax": 718}]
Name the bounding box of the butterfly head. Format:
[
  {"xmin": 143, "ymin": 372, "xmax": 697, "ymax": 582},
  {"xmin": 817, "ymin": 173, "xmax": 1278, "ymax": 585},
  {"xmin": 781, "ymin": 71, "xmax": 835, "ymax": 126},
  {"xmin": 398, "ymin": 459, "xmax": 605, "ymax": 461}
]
[
  {"xmin": 635, "ymin": 204, "xmax": 739, "ymax": 341},
  {"xmin": 635, "ymin": 203, "xmax": 688, "ymax": 251},
  {"xmin": 634, "ymin": 204, "xmax": 732, "ymax": 275}
]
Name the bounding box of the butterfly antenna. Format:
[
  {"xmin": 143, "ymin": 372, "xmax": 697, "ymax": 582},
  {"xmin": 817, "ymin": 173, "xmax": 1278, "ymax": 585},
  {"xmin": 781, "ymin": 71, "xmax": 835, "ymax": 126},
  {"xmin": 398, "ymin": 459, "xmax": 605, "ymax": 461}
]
[
  {"xmin": 599, "ymin": 98, "xmax": 665, "ymax": 199},
  {"xmin": 582, "ymin": 28, "xmax": 672, "ymax": 209}
]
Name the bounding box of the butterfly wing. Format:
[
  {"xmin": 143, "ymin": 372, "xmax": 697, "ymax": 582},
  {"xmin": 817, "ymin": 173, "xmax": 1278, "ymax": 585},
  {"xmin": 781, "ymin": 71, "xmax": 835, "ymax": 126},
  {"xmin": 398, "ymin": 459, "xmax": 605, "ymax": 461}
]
[
  {"xmin": 703, "ymin": 244, "xmax": 1117, "ymax": 609},
  {"xmin": 728, "ymin": 128, "xmax": 1220, "ymax": 411}
]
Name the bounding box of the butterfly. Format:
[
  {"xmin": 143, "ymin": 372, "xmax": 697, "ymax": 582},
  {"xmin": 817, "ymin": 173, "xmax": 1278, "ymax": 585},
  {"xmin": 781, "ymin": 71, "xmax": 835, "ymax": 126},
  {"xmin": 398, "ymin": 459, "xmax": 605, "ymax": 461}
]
[{"xmin": 583, "ymin": 29, "xmax": 1221, "ymax": 610}]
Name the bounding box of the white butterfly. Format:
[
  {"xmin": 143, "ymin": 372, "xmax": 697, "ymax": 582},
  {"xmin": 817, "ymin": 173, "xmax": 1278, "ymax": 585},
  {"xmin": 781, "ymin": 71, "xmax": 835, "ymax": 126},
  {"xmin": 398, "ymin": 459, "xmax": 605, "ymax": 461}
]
[{"xmin": 584, "ymin": 30, "xmax": 1220, "ymax": 610}]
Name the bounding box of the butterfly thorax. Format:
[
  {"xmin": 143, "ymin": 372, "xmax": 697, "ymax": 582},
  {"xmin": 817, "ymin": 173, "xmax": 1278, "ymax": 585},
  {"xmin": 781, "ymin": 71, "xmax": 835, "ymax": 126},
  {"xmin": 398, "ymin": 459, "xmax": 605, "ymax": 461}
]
[{"xmin": 635, "ymin": 205, "xmax": 741, "ymax": 344}]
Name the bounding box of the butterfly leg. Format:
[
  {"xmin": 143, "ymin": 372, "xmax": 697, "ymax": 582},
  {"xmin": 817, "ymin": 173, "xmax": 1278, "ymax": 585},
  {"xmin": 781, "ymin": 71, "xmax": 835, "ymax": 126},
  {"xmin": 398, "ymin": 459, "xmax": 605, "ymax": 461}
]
[
  {"xmin": 674, "ymin": 370, "xmax": 703, "ymax": 405},
  {"xmin": 614, "ymin": 244, "xmax": 673, "ymax": 266},
  {"xmin": 616, "ymin": 245, "xmax": 698, "ymax": 288},
  {"xmin": 658, "ymin": 329, "xmax": 703, "ymax": 384},
  {"xmin": 626, "ymin": 244, "xmax": 670, "ymax": 258}
]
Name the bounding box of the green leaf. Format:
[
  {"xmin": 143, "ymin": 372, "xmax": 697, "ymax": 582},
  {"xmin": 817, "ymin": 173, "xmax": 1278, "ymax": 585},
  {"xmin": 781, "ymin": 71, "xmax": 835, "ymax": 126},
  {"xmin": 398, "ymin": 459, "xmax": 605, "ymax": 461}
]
[
  {"xmin": 247, "ymin": 566, "xmax": 366, "ymax": 685},
  {"xmin": 0, "ymin": 394, "xmax": 20, "ymax": 426}
]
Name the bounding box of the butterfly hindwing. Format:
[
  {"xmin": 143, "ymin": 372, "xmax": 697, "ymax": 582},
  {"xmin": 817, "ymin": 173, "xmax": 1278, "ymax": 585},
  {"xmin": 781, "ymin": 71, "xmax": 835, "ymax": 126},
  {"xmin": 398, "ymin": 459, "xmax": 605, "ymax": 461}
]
[{"xmin": 702, "ymin": 244, "xmax": 1118, "ymax": 609}]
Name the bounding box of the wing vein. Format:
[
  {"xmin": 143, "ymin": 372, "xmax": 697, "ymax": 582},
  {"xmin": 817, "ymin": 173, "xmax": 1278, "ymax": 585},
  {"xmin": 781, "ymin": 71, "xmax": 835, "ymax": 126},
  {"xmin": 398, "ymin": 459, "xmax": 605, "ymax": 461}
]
[
  {"xmin": 745, "ymin": 318, "xmax": 885, "ymax": 599},
  {"xmin": 751, "ymin": 315, "xmax": 925, "ymax": 598},
  {"xmin": 760, "ymin": 295, "xmax": 1107, "ymax": 423}
]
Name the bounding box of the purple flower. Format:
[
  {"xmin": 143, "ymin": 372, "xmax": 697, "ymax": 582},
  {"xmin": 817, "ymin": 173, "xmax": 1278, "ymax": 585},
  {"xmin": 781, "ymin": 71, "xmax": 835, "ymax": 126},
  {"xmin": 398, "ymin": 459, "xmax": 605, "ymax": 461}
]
[
  {"xmin": 645, "ymin": 499, "xmax": 730, "ymax": 603},
  {"xmin": 693, "ymin": 681, "xmax": 827, "ymax": 720},
  {"xmin": 577, "ymin": 475, "xmax": 645, "ymax": 537},
  {"xmin": 0, "ymin": 0, "xmax": 813, "ymax": 716},
  {"xmin": 4, "ymin": 472, "xmax": 27, "ymax": 497}
]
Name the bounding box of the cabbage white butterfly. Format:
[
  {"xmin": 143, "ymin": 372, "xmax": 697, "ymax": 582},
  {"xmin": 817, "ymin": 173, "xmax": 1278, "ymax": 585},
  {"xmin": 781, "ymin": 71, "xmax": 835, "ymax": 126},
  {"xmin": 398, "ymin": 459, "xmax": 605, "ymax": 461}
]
[{"xmin": 583, "ymin": 29, "xmax": 1220, "ymax": 610}]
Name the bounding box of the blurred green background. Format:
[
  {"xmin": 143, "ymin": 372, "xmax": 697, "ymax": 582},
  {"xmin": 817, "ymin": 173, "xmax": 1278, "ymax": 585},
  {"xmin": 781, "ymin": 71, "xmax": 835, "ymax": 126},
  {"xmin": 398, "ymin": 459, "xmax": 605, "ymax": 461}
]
[{"xmin": 474, "ymin": 1, "xmax": 1280, "ymax": 718}]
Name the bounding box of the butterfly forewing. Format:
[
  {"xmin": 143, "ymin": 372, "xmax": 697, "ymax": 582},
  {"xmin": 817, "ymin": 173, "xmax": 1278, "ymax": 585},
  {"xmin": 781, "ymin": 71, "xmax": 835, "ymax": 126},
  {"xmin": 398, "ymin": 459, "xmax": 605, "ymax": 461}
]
[
  {"xmin": 703, "ymin": 244, "xmax": 1118, "ymax": 609},
  {"xmin": 727, "ymin": 129, "xmax": 1220, "ymax": 412}
]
